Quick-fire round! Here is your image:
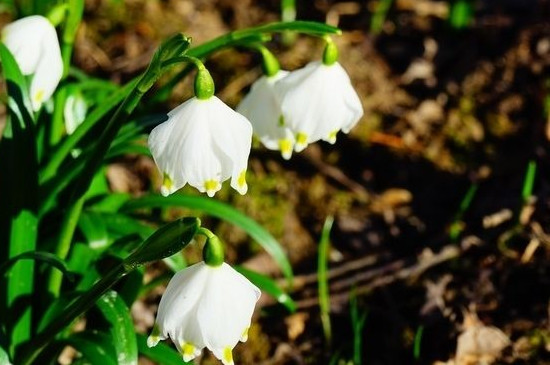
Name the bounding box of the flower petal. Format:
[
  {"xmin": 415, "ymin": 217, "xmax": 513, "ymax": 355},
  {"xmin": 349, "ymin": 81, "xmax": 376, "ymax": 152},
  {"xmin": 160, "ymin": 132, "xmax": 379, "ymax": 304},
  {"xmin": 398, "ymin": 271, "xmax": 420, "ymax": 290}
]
[{"xmin": 197, "ymin": 263, "xmax": 260, "ymax": 355}]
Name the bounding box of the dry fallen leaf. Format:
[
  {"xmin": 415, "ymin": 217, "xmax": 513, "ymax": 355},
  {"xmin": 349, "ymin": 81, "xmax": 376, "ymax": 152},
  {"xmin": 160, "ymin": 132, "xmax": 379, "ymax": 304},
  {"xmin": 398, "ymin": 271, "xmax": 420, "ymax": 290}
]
[{"xmin": 454, "ymin": 311, "xmax": 510, "ymax": 365}]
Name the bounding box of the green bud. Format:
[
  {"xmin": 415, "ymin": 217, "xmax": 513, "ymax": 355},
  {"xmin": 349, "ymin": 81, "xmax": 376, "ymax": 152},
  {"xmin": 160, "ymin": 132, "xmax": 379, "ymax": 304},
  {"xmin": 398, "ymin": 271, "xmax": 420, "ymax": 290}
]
[
  {"xmin": 322, "ymin": 38, "xmax": 339, "ymax": 66},
  {"xmin": 124, "ymin": 217, "xmax": 200, "ymax": 268},
  {"xmin": 194, "ymin": 67, "xmax": 215, "ymax": 100},
  {"xmin": 203, "ymin": 235, "xmax": 224, "ymax": 267}
]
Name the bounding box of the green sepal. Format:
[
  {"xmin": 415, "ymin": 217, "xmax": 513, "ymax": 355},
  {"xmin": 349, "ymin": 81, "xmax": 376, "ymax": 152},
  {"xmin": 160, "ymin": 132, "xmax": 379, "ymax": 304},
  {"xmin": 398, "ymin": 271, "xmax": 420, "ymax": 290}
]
[
  {"xmin": 322, "ymin": 37, "xmax": 339, "ymax": 66},
  {"xmin": 194, "ymin": 67, "xmax": 215, "ymax": 100}
]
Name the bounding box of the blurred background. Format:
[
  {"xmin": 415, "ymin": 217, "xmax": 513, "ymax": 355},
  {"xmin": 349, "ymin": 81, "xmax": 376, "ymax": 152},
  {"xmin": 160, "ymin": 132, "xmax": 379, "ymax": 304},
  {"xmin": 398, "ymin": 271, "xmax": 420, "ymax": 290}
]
[{"xmin": 3, "ymin": 0, "xmax": 550, "ymax": 364}]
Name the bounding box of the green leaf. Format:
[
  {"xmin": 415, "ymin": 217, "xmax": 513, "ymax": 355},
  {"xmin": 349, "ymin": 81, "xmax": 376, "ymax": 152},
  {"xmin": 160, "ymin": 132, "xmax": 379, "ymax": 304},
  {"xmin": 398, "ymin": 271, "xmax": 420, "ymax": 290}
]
[
  {"xmin": 60, "ymin": 331, "xmax": 117, "ymax": 365},
  {"xmin": 121, "ymin": 195, "xmax": 293, "ymax": 284},
  {"xmin": 124, "ymin": 217, "xmax": 200, "ymax": 267},
  {"xmin": 41, "ymin": 80, "xmax": 137, "ymax": 183},
  {"xmin": 19, "ymin": 218, "xmax": 200, "ymax": 365},
  {"xmin": 137, "ymin": 334, "xmax": 190, "ymax": 365},
  {"xmin": 0, "ymin": 42, "xmax": 39, "ymax": 356},
  {"xmin": 79, "ymin": 211, "xmax": 109, "ymax": 249},
  {"xmin": 96, "ymin": 291, "xmax": 138, "ymax": 365},
  {"xmin": 87, "ymin": 193, "xmax": 131, "ymax": 214},
  {"xmin": 236, "ymin": 266, "xmax": 296, "ymax": 312},
  {"xmin": 0, "ymin": 251, "xmax": 75, "ymax": 281}
]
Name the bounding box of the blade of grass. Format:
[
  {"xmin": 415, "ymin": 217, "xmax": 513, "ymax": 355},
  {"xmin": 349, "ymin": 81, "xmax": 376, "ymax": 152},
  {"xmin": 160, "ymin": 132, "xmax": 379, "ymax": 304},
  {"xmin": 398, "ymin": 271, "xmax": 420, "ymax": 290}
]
[
  {"xmin": 318, "ymin": 216, "xmax": 333, "ymax": 346},
  {"xmin": 350, "ymin": 288, "xmax": 367, "ymax": 365},
  {"xmin": 521, "ymin": 160, "xmax": 537, "ymax": 204},
  {"xmin": 413, "ymin": 325, "xmax": 424, "ymax": 361}
]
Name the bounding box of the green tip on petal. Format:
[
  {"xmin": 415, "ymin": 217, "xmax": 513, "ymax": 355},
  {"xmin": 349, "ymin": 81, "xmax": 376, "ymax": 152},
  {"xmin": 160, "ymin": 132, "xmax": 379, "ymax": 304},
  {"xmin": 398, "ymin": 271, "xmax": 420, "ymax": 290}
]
[{"xmin": 147, "ymin": 324, "xmax": 161, "ymax": 347}]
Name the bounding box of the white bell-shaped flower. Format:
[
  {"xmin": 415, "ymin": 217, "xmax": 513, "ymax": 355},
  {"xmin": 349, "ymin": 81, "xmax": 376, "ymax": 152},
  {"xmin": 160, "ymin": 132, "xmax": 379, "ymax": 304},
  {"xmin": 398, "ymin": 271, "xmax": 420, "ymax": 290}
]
[
  {"xmin": 236, "ymin": 70, "xmax": 296, "ymax": 160},
  {"xmin": 148, "ymin": 96, "xmax": 253, "ymax": 197},
  {"xmin": 2, "ymin": 15, "xmax": 63, "ymax": 111},
  {"xmin": 274, "ymin": 61, "xmax": 363, "ymax": 152},
  {"xmin": 147, "ymin": 262, "xmax": 261, "ymax": 365}
]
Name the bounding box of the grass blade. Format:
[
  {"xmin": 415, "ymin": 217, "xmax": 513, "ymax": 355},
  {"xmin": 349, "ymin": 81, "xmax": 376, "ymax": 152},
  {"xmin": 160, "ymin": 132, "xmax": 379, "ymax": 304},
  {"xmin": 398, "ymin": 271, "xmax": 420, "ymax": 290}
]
[{"xmin": 318, "ymin": 216, "xmax": 333, "ymax": 345}]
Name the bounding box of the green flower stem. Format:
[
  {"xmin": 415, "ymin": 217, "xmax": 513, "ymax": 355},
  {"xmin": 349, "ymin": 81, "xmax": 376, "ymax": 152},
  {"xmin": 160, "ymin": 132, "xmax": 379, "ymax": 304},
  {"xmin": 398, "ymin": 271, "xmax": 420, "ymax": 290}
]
[
  {"xmin": 322, "ymin": 36, "xmax": 338, "ymax": 66},
  {"xmin": 197, "ymin": 227, "xmax": 224, "ymax": 266},
  {"xmin": 46, "ymin": 195, "xmax": 85, "ymax": 298},
  {"xmin": 49, "ymin": 0, "xmax": 84, "ymax": 147}
]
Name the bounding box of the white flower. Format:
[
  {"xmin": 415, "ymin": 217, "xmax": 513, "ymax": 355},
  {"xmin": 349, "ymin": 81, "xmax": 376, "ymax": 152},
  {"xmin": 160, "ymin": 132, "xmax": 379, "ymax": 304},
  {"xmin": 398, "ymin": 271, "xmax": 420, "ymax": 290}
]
[
  {"xmin": 236, "ymin": 70, "xmax": 295, "ymax": 160},
  {"xmin": 274, "ymin": 61, "xmax": 363, "ymax": 152},
  {"xmin": 2, "ymin": 15, "xmax": 63, "ymax": 111},
  {"xmin": 147, "ymin": 262, "xmax": 261, "ymax": 365},
  {"xmin": 148, "ymin": 96, "xmax": 253, "ymax": 197}
]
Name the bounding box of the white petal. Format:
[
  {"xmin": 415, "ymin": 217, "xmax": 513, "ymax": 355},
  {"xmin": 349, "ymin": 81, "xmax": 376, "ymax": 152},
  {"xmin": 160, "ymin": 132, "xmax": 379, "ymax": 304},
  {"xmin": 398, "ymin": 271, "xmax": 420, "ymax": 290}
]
[
  {"xmin": 274, "ymin": 61, "xmax": 363, "ymax": 151},
  {"xmin": 237, "ymin": 71, "xmax": 295, "ymax": 157},
  {"xmin": 30, "ymin": 46, "xmax": 63, "ymax": 110},
  {"xmin": 2, "ymin": 15, "xmax": 62, "ymax": 110},
  {"xmin": 154, "ymin": 262, "xmax": 209, "ymax": 344},
  {"xmin": 198, "ymin": 263, "xmax": 260, "ymax": 355}
]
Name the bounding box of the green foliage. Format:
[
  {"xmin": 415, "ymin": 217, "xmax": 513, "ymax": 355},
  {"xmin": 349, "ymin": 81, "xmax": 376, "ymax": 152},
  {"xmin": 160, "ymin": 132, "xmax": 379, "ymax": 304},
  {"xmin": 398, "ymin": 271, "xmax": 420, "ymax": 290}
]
[{"xmin": 0, "ymin": 8, "xmax": 340, "ymax": 363}]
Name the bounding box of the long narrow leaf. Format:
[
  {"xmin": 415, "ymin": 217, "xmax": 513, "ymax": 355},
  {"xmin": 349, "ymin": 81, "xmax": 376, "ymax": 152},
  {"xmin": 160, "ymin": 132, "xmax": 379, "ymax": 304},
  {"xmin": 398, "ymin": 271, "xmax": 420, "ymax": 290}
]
[
  {"xmin": 121, "ymin": 195, "xmax": 293, "ymax": 283},
  {"xmin": 236, "ymin": 266, "xmax": 296, "ymax": 312},
  {"xmin": 96, "ymin": 291, "xmax": 138, "ymax": 365},
  {"xmin": 0, "ymin": 43, "xmax": 39, "ymax": 356},
  {"xmin": 0, "ymin": 251, "xmax": 74, "ymax": 281}
]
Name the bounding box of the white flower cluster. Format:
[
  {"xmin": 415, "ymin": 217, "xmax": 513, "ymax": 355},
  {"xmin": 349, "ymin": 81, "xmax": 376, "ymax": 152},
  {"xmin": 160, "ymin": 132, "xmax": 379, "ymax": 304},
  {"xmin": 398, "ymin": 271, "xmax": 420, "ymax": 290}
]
[
  {"xmin": 149, "ymin": 48, "xmax": 363, "ymax": 198},
  {"xmin": 238, "ymin": 60, "xmax": 363, "ymax": 159}
]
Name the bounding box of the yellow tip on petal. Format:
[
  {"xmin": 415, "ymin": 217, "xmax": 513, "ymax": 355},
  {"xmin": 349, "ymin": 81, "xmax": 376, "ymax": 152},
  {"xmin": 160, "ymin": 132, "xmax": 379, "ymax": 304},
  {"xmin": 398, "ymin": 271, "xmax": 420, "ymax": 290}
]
[
  {"xmin": 238, "ymin": 170, "xmax": 246, "ymax": 188},
  {"xmin": 182, "ymin": 342, "xmax": 197, "ymax": 362},
  {"xmin": 327, "ymin": 130, "xmax": 338, "ymax": 144},
  {"xmin": 204, "ymin": 179, "xmax": 220, "ymax": 197},
  {"xmin": 279, "ymin": 139, "xmax": 293, "ymax": 160},
  {"xmin": 161, "ymin": 173, "xmax": 173, "ymax": 196},
  {"xmin": 240, "ymin": 327, "xmax": 249, "ymax": 342},
  {"xmin": 222, "ymin": 346, "xmax": 234, "ymax": 365},
  {"xmin": 146, "ymin": 335, "xmax": 159, "ymax": 348},
  {"xmin": 295, "ymin": 132, "xmax": 308, "ymax": 152},
  {"xmin": 33, "ymin": 89, "xmax": 45, "ymax": 105}
]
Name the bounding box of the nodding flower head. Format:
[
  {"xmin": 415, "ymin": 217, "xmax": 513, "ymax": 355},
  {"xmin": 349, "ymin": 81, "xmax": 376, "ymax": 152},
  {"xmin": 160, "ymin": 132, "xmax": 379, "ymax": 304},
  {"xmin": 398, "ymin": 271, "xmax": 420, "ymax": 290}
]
[
  {"xmin": 147, "ymin": 261, "xmax": 261, "ymax": 365},
  {"xmin": 2, "ymin": 15, "xmax": 63, "ymax": 111},
  {"xmin": 148, "ymin": 96, "xmax": 253, "ymax": 197},
  {"xmin": 273, "ymin": 61, "xmax": 363, "ymax": 153},
  {"xmin": 237, "ymin": 70, "xmax": 296, "ymax": 160}
]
